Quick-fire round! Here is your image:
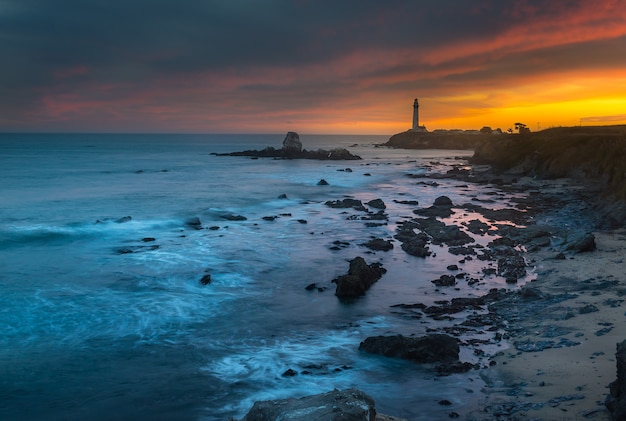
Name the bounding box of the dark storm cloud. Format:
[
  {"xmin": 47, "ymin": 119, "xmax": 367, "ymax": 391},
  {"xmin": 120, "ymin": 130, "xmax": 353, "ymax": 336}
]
[{"xmin": 1, "ymin": 0, "xmax": 625, "ymax": 131}]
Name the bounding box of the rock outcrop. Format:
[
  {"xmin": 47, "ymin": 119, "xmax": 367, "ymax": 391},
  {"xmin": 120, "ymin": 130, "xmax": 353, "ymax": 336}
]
[
  {"xmin": 606, "ymin": 340, "xmax": 626, "ymax": 420},
  {"xmin": 333, "ymin": 257, "xmax": 386, "ymax": 298},
  {"xmin": 214, "ymin": 132, "xmax": 361, "ymax": 160},
  {"xmin": 241, "ymin": 388, "xmax": 406, "ymax": 421},
  {"xmin": 359, "ymin": 334, "xmax": 459, "ymax": 364},
  {"xmin": 282, "ymin": 131, "xmax": 302, "ymax": 154}
]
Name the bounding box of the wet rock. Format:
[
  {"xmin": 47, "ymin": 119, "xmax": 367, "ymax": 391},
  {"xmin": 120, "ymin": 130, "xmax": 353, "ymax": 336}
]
[
  {"xmin": 411, "ymin": 217, "xmax": 474, "ymax": 246},
  {"xmin": 141, "ymin": 237, "xmax": 156, "ymax": 242},
  {"xmin": 393, "ymin": 199, "xmax": 419, "ymax": 206},
  {"xmin": 497, "ymin": 253, "xmax": 526, "ymax": 282},
  {"xmin": 359, "ymin": 333, "xmax": 459, "ymax": 364},
  {"xmin": 325, "ymin": 198, "xmax": 367, "ymax": 211},
  {"xmin": 333, "ymin": 257, "xmax": 387, "ymax": 298},
  {"xmin": 185, "ymin": 216, "xmax": 202, "ymax": 229},
  {"xmin": 221, "ymin": 214, "xmax": 247, "ymax": 221},
  {"xmin": 394, "ymin": 222, "xmax": 431, "ymax": 257},
  {"xmin": 367, "ymin": 198, "xmax": 386, "ymax": 209},
  {"xmin": 199, "ymin": 274, "xmax": 212, "ymax": 285},
  {"xmin": 241, "ymin": 388, "xmax": 379, "ymax": 421},
  {"xmin": 432, "ymin": 275, "xmax": 456, "ymax": 287},
  {"xmin": 317, "ymin": 179, "xmax": 329, "ymax": 185},
  {"xmin": 434, "ymin": 196, "xmax": 453, "ymax": 206},
  {"xmin": 115, "ymin": 216, "xmax": 132, "ymax": 223},
  {"xmin": 361, "ymin": 238, "xmax": 394, "ymax": 252},
  {"xmin": 606, "ymin": 340, "xmax": 626, "ymax": 420},
  {"xmin": 566, "ymin": 232, "xmax": 596, "ymax": 253},
  {"xmin": 579, "ymin": 304, "xmax": 599, "ymax": 314},
  {"xmin": 281, "ymin": 368, "xmax": 298, "ymax": 377},
  {"xmin": 277, "ymin": 193, "xmax": 288, "ymax": 199}
]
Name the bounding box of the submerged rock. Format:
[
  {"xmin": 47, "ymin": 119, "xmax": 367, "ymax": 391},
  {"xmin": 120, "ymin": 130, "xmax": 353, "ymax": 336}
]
[{"xmin": 333, "ymin": 256, "xmax": 386, "ymax": 298}]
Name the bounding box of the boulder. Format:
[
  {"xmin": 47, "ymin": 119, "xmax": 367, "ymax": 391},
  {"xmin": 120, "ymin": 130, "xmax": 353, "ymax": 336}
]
[
  {"xmin": 282, "ymin": 131, "xmax": 303, "ymax": 154},
  {"xmin": 606, "ymin": 340, "xmax": 626, "ymax": 420},
  {"xmin": 333, "ymin": 257, "xmax": 386, "ymax": 298},
  {"xmin": 367, "ymin": 199, "xmax": 386, "ymax": 209},
  {"xmin": 361, "ymin": 238, "xmax": 394, "ymax": 252},
  {"xmin": 359, "ymin": 334, "xmax": 459, "ymax": 364},
  {"xmin": 565, "ymin": 232, "xmax": 596, "ymax": 253},
  {"xmin": 185, "ymin": 217, "xmax": 202, "ymax": 229},
  {"xmin": 242, "ymin": 388, "xmax": 376, "ymax": 421}
]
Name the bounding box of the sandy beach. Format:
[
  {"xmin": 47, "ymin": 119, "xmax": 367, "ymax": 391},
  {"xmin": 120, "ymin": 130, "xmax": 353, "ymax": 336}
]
[{"xmin": 472, "ymin": 227, "xmax": 626, "ymax": 420}]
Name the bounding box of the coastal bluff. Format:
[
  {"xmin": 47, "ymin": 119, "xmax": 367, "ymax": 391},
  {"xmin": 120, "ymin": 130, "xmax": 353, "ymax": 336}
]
[
  {"xmin": 213, "ymin": 131, "xmax": 361, "ymax": 160},
  {"xmin": 384, "ymin": 130, "xmax": 498, "ymax": 150}
]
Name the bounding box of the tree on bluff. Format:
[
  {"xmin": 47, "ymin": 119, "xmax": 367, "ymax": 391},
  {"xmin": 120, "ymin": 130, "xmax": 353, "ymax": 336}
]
[{"xmin": 515, "ymin": 122, "xmax": 531, "ymax": 134}]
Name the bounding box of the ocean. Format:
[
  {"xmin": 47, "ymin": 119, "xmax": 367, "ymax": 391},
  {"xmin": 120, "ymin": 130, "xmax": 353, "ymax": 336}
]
[{"xmin": 0, "ymin": 133, "xmax": 528, "ymax": 420}]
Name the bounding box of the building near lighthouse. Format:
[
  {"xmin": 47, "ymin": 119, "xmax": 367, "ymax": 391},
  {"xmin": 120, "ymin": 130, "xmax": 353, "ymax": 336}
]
[{"xmin": 411, "ymin": 98, "xmax": 427, "ymax": 132}]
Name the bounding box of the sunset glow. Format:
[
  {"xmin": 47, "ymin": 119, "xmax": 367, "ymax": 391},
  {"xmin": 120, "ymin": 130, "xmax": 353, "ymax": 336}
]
[{"xmin": 2, "ymin": 0, "xmax": 626, "ymax": 134}]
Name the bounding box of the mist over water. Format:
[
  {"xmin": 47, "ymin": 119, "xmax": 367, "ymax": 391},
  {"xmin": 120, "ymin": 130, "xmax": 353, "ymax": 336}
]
[{"xmin": 0, "ymin": 133, "xmax": 524, "ymax": 420}]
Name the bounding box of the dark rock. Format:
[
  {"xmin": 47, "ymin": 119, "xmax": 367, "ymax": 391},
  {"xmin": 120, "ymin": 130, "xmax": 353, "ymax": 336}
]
[
  {"xmin": 262, "ymin": 216, "xmax": 277, "ymax": 221},
  {"xmin": 277, "ymin": 193, "xmax": 288, "ymax": 199},
  {"xmin": 361, "ymin": 238, "xmax": 394, "ymax": 252},
  {"xmin": 208, "ymin": 226, "xmax": 220, "ymax": 230},
  {"xmin": 282, "ymin": 131, "xmax": 302, "ymax": 154},
  {"xmin": 333, "ymin": 257, "xmax": 387, "ymax": 298},
  {"xmin": 579, "ymin": 304, "xmax": 599, "ymax": 314},
  {"xmin": 411, "ymin": 217, "xmax": 474, "ymax": 246},
  {"xmin": 447, "ymin": 264, "xmax": 459, "ymax": 271},
  {"xmin": 497, "ymin": 253, "xmax": 526, "ymax": 281},
  {"xmin": 359, "ymin": 334, "xmax": 459, "ymax": 364},
  {"xmin": 141, "ymin": 237, "xmax": 156, "ymax": 242},
  {"xmin": 115, "ymin": 216, "xmax": 132, "ymax": 223},
  {"xmin": 199, "ymin": 274, "xmax": 212, "ymax": 285},
  {"xmin": 185, "ymin": 216, "xmax": 202, "ymax": 229},
  {"xmin": 432, "ymin": 275, "xmax": 456, "ymax": 287},
  {"xmin": 434, "ymin": 196, "xmax": 453, "ymax": 206},
  {"xmin": 367, "ymin": 198, "xmax": 386, "ymax": 209},
  {"xmin": 241, "ymin": 388, "xmax": 377, "ymax": 421},
  {"xmin": 281, "ymin": 368, "xmax": 298, "ymax": 377},
  {"xmin": 221, "ymin": 214, "xmax": 247, "ymax": 221},
  {"xmin": 393, "ymin": 199, "xmax": 420, "ymax": 206},
  {"xmin": 566, "ymin": 232, "xmax": 596, "ymax": 253},
  {"xmin": 317, "ymin": 179, "xmax": 329, "ymax": 185},
  {"xmin": 325, "ymin": 198, "xmax": 367, "ymax": 211},
  {"xmin": 606, "ymin": 340, "xmax": 626, "ymax": 420},
  {"xmin": 297, "ymin": 219, "xmax": 308, "ymax": 224}
]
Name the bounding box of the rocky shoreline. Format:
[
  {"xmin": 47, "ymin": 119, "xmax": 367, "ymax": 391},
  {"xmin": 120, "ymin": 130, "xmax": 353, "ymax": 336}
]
[{"xmin": 236, "ymin": 129, "xmax": 626, "ymax": 420}]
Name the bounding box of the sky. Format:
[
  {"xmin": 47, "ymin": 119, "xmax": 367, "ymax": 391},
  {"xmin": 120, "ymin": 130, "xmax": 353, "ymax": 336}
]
[{"xmin": 1, "ymin": 0, "xmax": 626, "ymax": 134}]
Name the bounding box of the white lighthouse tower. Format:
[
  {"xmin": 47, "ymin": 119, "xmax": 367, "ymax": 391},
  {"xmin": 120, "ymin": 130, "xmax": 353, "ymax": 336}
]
[{"xmin": 411, "ymin": 98, "xmax": 427, "ymax": 132}]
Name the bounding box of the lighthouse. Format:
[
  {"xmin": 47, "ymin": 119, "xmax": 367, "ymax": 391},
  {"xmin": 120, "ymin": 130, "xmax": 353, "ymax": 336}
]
[
  {"xmin": 411, "ymin": 98, "xmax": 427, "ymax": 132},
  {"xmin": 412, "ymin": 98, "xmax": 419, "ymax": 130}
]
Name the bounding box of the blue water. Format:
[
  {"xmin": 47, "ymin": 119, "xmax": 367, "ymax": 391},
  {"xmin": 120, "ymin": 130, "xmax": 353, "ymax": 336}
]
[{"xmin": 0, "ymin": 133, "xmax": 528, "ymax": 420}]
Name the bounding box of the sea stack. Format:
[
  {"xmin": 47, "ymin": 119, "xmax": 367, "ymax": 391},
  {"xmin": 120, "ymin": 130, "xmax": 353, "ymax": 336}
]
[{"xmin": 282, "ymin": 131, "xmax": 303, "ymax": 155}]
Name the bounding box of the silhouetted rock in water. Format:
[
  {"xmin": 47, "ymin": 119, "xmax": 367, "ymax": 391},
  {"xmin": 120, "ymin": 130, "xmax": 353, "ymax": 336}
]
[
  {"xmin": 214, "ymin": 131, "xmax": 361, "ymax": 160},
  {"xmin": 282, "ymin": 131, "xmax": 302, "ymax": 155},
  {"xmin": 384, "ymin": 131, "xmax": 494, "ymax": 150},
  {"xmin": 565, "ymin": 232, "xmax": 596, "ymax": 253},
  {"xmin": 432, "ymin": 275, "xmax": 456, "ymax": 287},
  {"xmin": 359, "ymin": 334, "xmax": 459, "ymax": 364},
  {"xmin": 317, "ymin": 178, "xmax": 329, "ymax": 185},
  {"xmin": 394, "ymin": 221, "xmax": 431, "ymax": 257},
  {"xmin": 199, "ymin": 274, "xmax": 211, "ymax": 285},
  {"xmin": 115, "ymin": 216, "xmax": 132, "ymax": 223},
  {"xmin": 325, "ymin": 198, "xmax": 367, "ymax": 211},
  {"xmin": 606, "ymin": 340, "xmax": 626, "ymax": 420},
  {"xmin": 220, "ymin": 214, "xmax": 247, "ymax": 221},
  {"xmin": 241, "ymin": 388, "xmax": 405, "ymax": 421},
  {"xmin": 414, "ymin": 196, "xmax": 455, "ymax": 218},
  {"xmin": 367, "ymin": 198, "xmax": 386, "ymax": 209},
  {"xmin": 333, "ymin": 256, "xmax": 386, "ymax": 298},
  {"xmin": 361, "ymin": 238, "xmax": 394, "ymax": 252},
  {"xmin": 185, "ymin": 217, "xmax": 202, "ymax": 229}
]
